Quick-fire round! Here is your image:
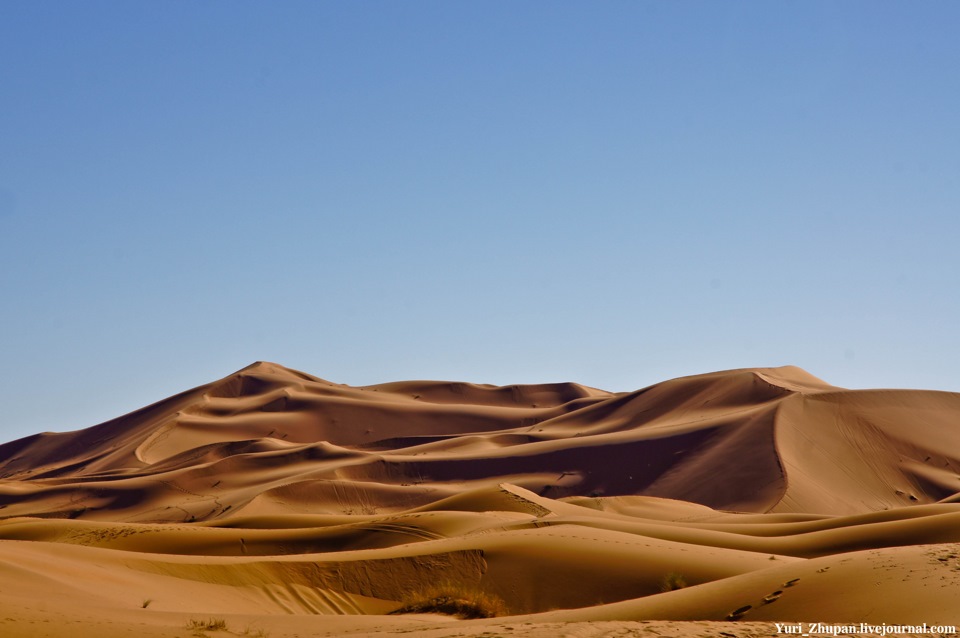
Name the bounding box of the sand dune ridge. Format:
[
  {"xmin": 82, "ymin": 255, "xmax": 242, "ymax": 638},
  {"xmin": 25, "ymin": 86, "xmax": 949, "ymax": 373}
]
[{"xmin": 2, "ymin": 362, "xmax": 959, "ymax": 635}]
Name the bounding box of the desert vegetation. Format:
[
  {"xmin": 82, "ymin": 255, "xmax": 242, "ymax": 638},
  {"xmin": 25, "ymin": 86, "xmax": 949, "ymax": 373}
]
[{"xmin": 389, "ymin": 583, "xmax": 507, "ymax": 619}]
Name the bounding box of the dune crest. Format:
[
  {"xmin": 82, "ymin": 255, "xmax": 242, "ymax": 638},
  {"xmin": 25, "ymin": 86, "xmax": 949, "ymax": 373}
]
[
  {"xmin": 2, "ymin": 363, "xmax": 960, "ymax": 635},
  {"xmin": 3, "ymin": 362, "xmax": 954, "ymax": 517}
]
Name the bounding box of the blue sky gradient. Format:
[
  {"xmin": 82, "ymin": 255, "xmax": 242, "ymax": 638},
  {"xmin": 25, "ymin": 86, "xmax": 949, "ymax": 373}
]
[{"xmin": 2, "ymin": 2, "xmax": 959, "ymax": 442}]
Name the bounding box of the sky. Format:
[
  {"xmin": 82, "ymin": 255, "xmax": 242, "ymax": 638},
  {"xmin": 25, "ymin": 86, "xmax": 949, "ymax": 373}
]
[{"xmin": 2, "ymin": 1, "xmax": 959, "ymax": 444}]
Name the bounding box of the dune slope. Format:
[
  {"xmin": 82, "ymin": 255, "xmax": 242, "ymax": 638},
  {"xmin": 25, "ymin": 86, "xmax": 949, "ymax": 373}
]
[{"xmin": 2, "ymin": 362, "xmax": 959, "ymax": 636}]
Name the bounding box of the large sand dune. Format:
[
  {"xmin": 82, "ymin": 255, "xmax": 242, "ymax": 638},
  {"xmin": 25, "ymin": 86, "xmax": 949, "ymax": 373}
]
[{"xmin": 1, "ymin": 362, "xmax": 959, "ymax": 637}]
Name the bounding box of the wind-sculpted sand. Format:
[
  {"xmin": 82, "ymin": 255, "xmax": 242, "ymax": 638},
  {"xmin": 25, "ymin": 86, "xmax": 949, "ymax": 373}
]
[{"xmin": 1, "ymin": 362, "xmax": 959, "ymax": 637}]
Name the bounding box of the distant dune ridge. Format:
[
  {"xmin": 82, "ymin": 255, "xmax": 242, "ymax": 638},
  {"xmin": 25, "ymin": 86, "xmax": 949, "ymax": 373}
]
[{"xmin": 1, "ymin": 362, "xmax": 959, "ymax": 637}]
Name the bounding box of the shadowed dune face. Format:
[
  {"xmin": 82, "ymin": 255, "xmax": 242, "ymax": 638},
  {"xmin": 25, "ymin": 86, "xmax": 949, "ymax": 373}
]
[
  {"xmin": 2, "ymin": 362, "xmax": 960, "ymax": 634},
  {"xmin": 2, "ymin": 361, "xmax": 958, "ymax": 520}
]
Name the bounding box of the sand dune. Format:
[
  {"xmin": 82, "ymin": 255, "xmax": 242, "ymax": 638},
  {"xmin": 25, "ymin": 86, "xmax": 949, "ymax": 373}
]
[{"xmin": 2, "ymin": 362, "xmax": 959, "ymax": 637}]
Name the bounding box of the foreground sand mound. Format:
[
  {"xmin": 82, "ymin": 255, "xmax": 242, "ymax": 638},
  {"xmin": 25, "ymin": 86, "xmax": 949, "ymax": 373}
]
[{"xmin": 1, "ymin": 362, "xmax": 959, "ymax": 636}]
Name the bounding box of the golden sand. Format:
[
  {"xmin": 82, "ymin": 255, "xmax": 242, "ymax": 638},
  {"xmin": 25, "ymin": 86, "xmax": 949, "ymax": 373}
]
[{"xmin": 2, "ymin": 362, "xmax": 958, "ymax": 637}]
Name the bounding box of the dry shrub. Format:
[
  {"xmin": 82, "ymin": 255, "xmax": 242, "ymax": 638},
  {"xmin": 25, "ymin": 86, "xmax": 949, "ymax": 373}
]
[
  {"xmin": 389, "ymin": 582, "xmax": 507, "ymax": 619},
  {"xmin": 660, "ymin": 571, "xmax": 688, "ymax": 592},
  {"xmin": 186, "ymin": 617, "xmax": 228, "ymax": 633}
]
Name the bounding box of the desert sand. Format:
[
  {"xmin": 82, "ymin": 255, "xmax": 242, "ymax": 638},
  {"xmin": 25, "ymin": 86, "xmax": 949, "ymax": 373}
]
[{"xmin": 1, "ymin": 362, "xmax": 959, "ymax": 637}]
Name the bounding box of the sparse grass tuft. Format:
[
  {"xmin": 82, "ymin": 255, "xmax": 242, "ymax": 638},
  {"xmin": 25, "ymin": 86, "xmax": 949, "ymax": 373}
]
[
  {"xmin": 660, "ymin": 571, "xmax": 688, "ymax": 592},
  {"xmin": 186, "ymin": 617, "xmax": 228, "ymax": 634},
  {"xmin": 141, "ymin": 598, "xmax": 152, "ymax": 609},
  {"xmin": 388, "ymin": 582, "xmax": 507, "ymax": 619}
]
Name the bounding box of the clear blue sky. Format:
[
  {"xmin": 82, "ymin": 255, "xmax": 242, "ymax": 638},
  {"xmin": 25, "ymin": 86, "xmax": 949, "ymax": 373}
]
[{"xmin": 2, "ymin": 2, "xmax": 959, "ymax": 443}]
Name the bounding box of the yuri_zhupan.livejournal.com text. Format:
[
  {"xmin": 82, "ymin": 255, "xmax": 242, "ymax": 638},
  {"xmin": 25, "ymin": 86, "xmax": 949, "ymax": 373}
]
[{"xmin": 775, "ymin": 623, "xmax": 957, "ymax": 637}]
